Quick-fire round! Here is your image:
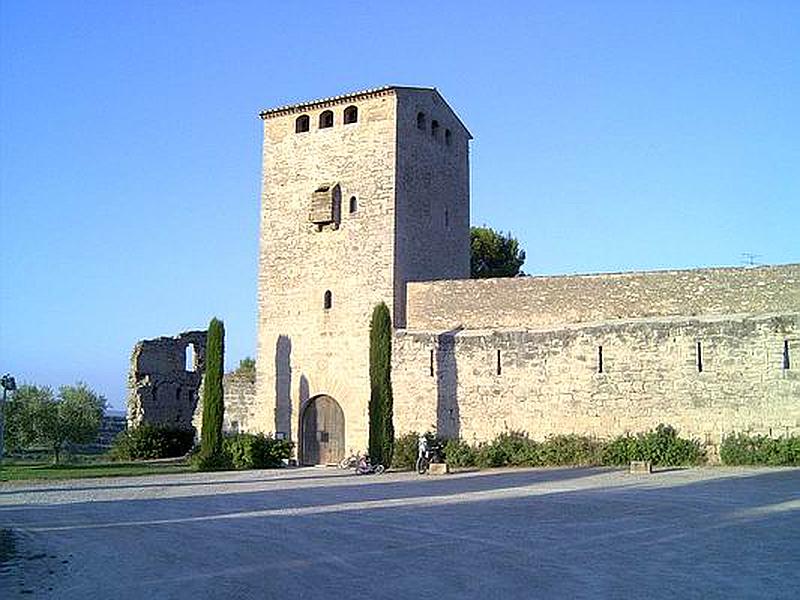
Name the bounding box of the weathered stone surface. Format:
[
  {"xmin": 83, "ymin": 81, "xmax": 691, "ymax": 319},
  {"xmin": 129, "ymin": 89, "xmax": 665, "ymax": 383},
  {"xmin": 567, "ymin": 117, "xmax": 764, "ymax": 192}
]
[
  {"xmin": 630, "ymin": 461, "xmax": 652, "ymax": 474},
  {"xmin": 255, "ymin": 87, "xmax": 470, "ymax": 459},
  {"xmin": 428, "ymin": 462, "xmax": 450, "ymax": 475},
  {"xmin": 127, "ymin": 330, "xmax": 207, "ymax": 430}
]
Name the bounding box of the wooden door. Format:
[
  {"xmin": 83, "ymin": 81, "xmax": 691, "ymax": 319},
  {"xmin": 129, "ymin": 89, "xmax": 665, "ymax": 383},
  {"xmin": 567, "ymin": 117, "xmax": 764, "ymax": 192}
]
[{"xmin": 302, "ymin": 395, "xmax": 345, "ymax": 465}]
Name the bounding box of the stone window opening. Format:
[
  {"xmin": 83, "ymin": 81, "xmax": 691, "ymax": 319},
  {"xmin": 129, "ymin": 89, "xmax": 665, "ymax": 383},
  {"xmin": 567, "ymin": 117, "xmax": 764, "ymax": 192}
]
[
  {"xmin": 185, "ymin": 344, "xmax": 196, "ymax": 372},
  {"xmin": 431, "ymin": 119, "xmax": 440, "ymax": 138},
  {"xmin": 343, "ymin": 105, "xmax": 358, "ymax": 124},
  {"xmin": 496, "ymin": 350, "xmax": 502, "ymax": 375},
  {"xmin": 295, "ymin": 115, "xmax": 310, "ymax": 133},
  {"xmin": 444, "ymin": 208, "xmax": 449, "ymax": 228},
  {"xmin": 349, "ymin": 196, "xmax": 357, "ymax": 213},
  {"xmin": 417, "ymin": 112, "xmax": 426, "ymax": 130},
  {"xmin": 324, "ymin": 290, "xmax": 332, "ymax": 310},
  {"xmin": 319, "ymin": 110, "xmax": 334, "ymax": 129},
  {"xmin": 445, "ymin": 128, "xmax": 452, "ymax": 146},
  {"xmin": 696, "ymin": 342, "xmax": 703, "ymax": 373},
  {"xmin": 429, "ymin": 349, "xmax": 434, "ymax": 377},
  {"xmin": 783, "ymin": 340, "xmax": 790, "ymax": 370},
  {"xmin": 597, "ymin": 346, "xmax": 604, "ymax": 374}
]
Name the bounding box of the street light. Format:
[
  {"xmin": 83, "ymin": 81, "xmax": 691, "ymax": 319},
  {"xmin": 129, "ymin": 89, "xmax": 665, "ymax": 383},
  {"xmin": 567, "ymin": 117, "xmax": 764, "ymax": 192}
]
[{"xmin": 0, "ymin": 374, "xmax": 17, "ymax": 461}]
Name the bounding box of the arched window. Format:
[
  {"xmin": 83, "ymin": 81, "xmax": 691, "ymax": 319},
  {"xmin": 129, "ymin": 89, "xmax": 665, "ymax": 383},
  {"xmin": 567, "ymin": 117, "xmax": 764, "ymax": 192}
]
[
  {"xmin": 295, "ymin": 115, "xmax": 310, "ymax": 133},
  {"xmin": 445, "ymin": 129, "xmax": 452, "ymax": 146},
  {"xmin": 417, "ymin": 112, "xmax": 426, "ymax": 130},
  {"xmin": 185, "ymin": 344, "xmax": 196, "ymax": 372},
  {"xmin": 324, "ymin": 290, "xmax": 332, "ymax": 310},
  {"xmin": 431, "ymin": 120, "xmax": 440, "ymax": 138},
  {"xmin": 319, "ymin": 110, "xmax": 334, "ymax": 129},
  {"xmin": 343, "ymin": 105, "xmax": 358, "ymax": 124},
  {"xmin": 349, "ymin": 196, "xmax": 357, "ymax": 213}
]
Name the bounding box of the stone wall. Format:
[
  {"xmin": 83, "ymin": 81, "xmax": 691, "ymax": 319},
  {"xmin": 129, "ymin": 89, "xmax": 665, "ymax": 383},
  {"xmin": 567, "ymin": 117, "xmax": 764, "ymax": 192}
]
[
  {"xmin": 406, "ymin": 264, "xmax": 800, "ymax": 331},
  {"xmin": 222, "ymin": 371, "xmax": 256, "ymax": 433},
  {"xmin": 127, "ymin": 330, "xmax": 207, "ymax": 430},
  {"xmin": 393, "ymin": 313, "xmax": 800, "ymax": 448},
  {"xmin": 255, "ymin": 87, "xmax": 472, "ymax": 459}
]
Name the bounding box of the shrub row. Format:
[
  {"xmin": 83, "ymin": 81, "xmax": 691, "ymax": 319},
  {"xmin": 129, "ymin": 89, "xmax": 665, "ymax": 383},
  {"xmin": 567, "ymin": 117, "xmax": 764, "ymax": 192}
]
[
  {"xmin": 193, "ymin": 433, "xmax": 294, "ymax": 471},
  {"xmin": 395, "ymin": 424, "xmax": 705, "ymax": 471},
  {"xmin": 111, "ymin": 424, "xmax": 195, "ymax": 460},
  {"xmin": 720, "ymin": 433, "xmax": 800, "ymax": 466}
]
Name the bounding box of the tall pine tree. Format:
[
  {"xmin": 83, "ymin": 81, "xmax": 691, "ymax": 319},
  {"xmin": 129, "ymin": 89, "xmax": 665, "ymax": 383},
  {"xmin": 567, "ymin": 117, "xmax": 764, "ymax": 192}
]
[
  {"xmin": 200, "ymin": 317, "xmax": 225, "ymax": 462},
  {"xmin": 368, "ymin": 302, "xmax": 394, "ymax": 467}
]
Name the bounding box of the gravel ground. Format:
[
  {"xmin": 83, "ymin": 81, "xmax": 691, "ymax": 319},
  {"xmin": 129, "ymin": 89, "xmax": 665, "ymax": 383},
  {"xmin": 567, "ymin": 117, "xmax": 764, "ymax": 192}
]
[{"xmin": 1, "ymin": 466, "xmax": 798, "ymax": 599}]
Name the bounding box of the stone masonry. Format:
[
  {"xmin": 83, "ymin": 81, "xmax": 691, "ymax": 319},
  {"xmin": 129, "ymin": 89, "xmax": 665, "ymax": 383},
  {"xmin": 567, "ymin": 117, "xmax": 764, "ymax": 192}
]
[
  {"xmin": 252, "ymin": 86, "xmax": 799, "ymax": 462},
  {"xmin": 127, "ymin": 330, "xmax": 207, "ymax": 430}
]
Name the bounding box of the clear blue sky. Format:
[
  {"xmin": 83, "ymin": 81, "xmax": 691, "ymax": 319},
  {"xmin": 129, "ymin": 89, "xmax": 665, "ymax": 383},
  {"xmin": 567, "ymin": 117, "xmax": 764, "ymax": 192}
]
[{"xmin": 2, "ymin": 1, "xmax": 798, "ymax": 410}]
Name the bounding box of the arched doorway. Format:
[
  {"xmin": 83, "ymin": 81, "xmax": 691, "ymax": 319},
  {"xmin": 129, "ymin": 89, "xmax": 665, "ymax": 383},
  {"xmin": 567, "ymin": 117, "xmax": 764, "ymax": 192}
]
[{"xmin": 301, "ymin": 395, "xmax": 345, "ymax": 465}]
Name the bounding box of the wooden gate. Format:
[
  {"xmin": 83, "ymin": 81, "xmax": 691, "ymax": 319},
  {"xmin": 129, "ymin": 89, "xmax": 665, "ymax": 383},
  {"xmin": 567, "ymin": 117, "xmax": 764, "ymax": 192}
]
[{"xmin": 301, "ymin": 395, "xmax": 345, "ymax": 465}]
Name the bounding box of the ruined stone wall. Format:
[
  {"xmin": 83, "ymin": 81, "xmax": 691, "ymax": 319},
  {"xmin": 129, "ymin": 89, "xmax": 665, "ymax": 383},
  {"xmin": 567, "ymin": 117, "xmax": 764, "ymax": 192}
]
[
  {"xmin": 393, "ymin": 313, "xmax": 800, "ymax": 448},
  {"xmin": 406, "ymin": 264, "xmax": 800, "ymax": 331},
  {"xmin": 127, "ymin": 330, "xmax": 206, "ymax": 430}
]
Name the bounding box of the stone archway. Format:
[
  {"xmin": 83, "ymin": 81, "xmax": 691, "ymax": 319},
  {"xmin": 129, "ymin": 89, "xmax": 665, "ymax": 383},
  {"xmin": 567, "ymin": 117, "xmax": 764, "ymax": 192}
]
[{"xmin": 301, "ymin": 394, "xmax": 345, "ymax": 465}]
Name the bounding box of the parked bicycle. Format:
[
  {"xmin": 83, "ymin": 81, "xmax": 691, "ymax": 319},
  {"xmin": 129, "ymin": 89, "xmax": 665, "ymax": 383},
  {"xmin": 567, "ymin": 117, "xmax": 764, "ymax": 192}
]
[
  {"xmin": 355, "ymin": 454, "xmax": 385, "ymax": 475},
  {"xmin": 338, "ymin": 451, "xmax": 361, "ymax": 470}
]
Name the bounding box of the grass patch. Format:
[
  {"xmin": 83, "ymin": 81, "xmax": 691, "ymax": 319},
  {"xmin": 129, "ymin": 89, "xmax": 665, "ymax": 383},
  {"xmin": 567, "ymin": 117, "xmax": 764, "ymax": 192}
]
[{"xmin": 0, "ymin": 458, "xmax": 194, "ymax": 482}]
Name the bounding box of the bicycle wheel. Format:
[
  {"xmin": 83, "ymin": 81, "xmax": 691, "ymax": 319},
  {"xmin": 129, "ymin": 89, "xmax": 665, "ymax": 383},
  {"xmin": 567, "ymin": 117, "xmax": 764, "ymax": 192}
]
[
  {"xmin": 416, "ymin": 456, "xmax": 429, "ymax": 474},
  {"xmin": 374, "ymin": 464, "xmax": 385, "ymax": 475}
]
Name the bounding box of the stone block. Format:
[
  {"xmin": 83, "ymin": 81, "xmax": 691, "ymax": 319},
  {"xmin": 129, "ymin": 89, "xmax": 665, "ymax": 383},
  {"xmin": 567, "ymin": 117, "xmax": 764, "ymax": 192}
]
[
  {"xmin": 428, "ymin": 462, "xmax": 450, "ymax": 475},
  {"xmin": 629, "ymin": 460, "xmax": 652, "ymax": 474}
]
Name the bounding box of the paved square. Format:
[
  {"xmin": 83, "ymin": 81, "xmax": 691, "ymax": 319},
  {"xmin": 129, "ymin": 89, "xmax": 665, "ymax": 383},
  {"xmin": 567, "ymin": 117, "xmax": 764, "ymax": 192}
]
[{"xmin": 1, "ymin": 467, "xmax": 798, "ymax": 599}]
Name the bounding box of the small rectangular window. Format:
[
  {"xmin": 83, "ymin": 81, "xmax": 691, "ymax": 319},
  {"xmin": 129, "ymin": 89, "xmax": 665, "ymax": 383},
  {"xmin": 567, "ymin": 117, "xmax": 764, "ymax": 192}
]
[
  {"xmin": 597, "ymin": 346, "xmax": 603, "ymax": 374},
  {"xmin": 496, "ymin": 350, "xmax": 502, "ymax": 375},
  {"xmin": 696, "ymin": 342, "xmax": 703, "ymax": 373},
  {"xmin": 429, "ymin": 349, "xmax": 434, "ymax": 377},
  {"xmin": 783, "ymin": 340, "xmax": 791, "ymax": 370}
]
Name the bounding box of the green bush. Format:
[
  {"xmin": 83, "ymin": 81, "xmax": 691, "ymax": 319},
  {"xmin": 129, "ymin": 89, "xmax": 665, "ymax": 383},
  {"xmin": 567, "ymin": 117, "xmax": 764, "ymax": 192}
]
[
  {"xmin": 443, "ymin": 438, "xmax": 477, "ymax": 468},
  {"xmin": 222, "ymin": 434, "xmax": 294, "ymax": 470},
  {"xmin": 538, "ymin": 435, "xmax": 603, "ymax": 466},
  {"xmin": 602, "ymin": 424, "xmax": 702, "ymax": 467},
  {"xmin": 393, "ymin": 432, "xmax": 419, "ymax": 471},
  {"xmin": 720, "ymin": 433, "xmax": 800, "ymax": 466},
  {"xmin": 111, "ymin": 425, "xmax": 195, "ymax": 460}
]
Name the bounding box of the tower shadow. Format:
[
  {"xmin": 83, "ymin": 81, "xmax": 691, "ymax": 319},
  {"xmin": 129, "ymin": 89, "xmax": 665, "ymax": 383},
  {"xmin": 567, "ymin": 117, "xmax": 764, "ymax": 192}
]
[
  {"xmin": 436, "ymin": 327, "xmax": 462, "ymax": 438},
  {"xmin": 274, "ymin": 335, "xmax": 292, "ymax": 439}
]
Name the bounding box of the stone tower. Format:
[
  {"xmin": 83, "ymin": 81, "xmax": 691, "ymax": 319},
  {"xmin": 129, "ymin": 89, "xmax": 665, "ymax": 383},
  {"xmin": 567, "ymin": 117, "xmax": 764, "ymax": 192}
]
[{"xmin": 255, "ymin": 86, "xmax": 471, "ymax": 464}]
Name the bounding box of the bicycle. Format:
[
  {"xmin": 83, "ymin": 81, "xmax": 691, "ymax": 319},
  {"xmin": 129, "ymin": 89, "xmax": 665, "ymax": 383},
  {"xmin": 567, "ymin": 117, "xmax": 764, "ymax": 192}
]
[{"xmin": 416, "ymin": 443, "xmax": 444, "ymax": 474}]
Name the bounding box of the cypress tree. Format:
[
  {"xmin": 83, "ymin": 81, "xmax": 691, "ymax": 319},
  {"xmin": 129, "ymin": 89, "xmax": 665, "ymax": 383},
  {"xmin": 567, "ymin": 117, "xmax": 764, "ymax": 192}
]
[
  {"xmin": 201, "ymin": 317, "xmax": 225, "ymax": 462},
  {"xmin": 368, "ymin": 302, "xmax": 394, "ymax": 467}
]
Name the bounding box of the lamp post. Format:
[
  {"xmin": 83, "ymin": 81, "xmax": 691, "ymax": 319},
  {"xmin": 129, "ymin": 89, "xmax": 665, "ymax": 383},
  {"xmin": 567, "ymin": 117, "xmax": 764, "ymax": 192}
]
[{"xmin": 0, "ymin": 374, "xmax": 17, "ymax": 461}]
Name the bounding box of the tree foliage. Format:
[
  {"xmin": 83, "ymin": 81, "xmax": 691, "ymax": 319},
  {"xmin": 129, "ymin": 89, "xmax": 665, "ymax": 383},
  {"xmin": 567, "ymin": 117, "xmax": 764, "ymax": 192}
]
[
  {"xmin": 368, "ymin": 302, "xmax": 394, "ymax": 467},
  {"xmin": 4, "ymin": 382, "xmax": 105, "ymax": 463},
  {"xmin": 234, "ymin": 357, "xmax": 256, "ymax": 379},
  {"xmin": 199, "ymin": 317, "xmax": 225, "ymax": 466},
  {"xmin": 470, "ymin": 226, "xmax": 526, "ymax": 278}
]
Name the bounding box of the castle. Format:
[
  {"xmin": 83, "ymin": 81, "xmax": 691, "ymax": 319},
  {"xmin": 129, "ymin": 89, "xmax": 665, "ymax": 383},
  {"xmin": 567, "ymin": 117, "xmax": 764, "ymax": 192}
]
[{"xmin": 128, "ymin": 86, "xmax": 799, "ymax": 464}]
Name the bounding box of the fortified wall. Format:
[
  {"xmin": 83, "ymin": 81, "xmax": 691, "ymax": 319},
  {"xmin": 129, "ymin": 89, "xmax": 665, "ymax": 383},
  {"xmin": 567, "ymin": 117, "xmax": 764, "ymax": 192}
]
[{"xmin": 393, "ymin": 264, "xmax": 800, "ymax": 447}]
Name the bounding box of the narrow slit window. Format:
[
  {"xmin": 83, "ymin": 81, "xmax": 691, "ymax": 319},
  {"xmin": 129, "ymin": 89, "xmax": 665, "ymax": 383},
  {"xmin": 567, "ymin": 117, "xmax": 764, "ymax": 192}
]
[
  {"xmin": 319, "ymin": 110, "xmax": 334, "ymax": 129},
  {"xmin": 445, "ymin": 128, "xmax": 452, "ymax": 146},
  {"xmin": 496, "ymin": 350, "xmax": 502, "ymax": 375},
  {"xmin": 431, "ymin": 119, "xmax": 440, "ymax": 138},
  {"xmin": 696, "ymin": 342, "xmax": 703, "ymax": 372},
  {"xmin": 417, "ymin": 112, "xmax": 426, "ymax": 130},
  {"xmin": 349, "ymin": 196, "xmax": 357, "ymax": 213},
  {"xmin": 295, "ymin": 115, "xmax": 310, "ymax": 133},
  {"xmin": 343, "ymin": 105, "xmax": 358, "ymax": 124},
  {"xmin": 429, "ymin": 349, "xmax": 434, "ymax": 377},
  {"xmin": 597, "ymin": 346, "xmax": 603, "ymax": 374},
  {"xmin": 323, "ymin": 290, "xmax": 332, "ymax": 310},
  {"xmin": 444, "ymin": 208, "xmax": 449, "ymax": 227},
  {"xmin": 783, "ymin": 340, "xmax": 791, "ymax": 370}
]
